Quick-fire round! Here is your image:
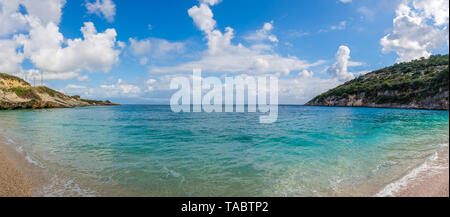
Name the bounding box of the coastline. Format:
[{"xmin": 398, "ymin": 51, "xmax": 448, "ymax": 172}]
[
  {"xmin": 376, "ymin": 144, "xmax": 449, "ymax": 197},
  {"xmin": 303, "ymin": 104, "xmax": 449, "ymax": 111},
  {"xmin": 0, "ymin": 147, "xmax": 32, "ymax": 197},
  {"xmin": 1, "ymin": 141, "xmax": 448, "ymax": 197}
]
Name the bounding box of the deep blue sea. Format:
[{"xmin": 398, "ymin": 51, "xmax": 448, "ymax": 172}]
[{"xmin": 0, "ymin": 105, "xmax": 448, "ymax": 196}]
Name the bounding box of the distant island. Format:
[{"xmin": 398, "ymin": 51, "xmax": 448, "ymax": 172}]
[
  {"xmin": 0, "ymin": 73, "xmax": 119, "ymax": 110},
  {"xmin": 306, "ymin": 54, "xmax": 449, "ymax": 110}
]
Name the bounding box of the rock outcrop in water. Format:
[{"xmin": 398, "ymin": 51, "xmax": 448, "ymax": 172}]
[
  {"xmin": 0, "ymin": 72, "xmax": 119, "ymax": 110},
  {"xmin": 306, "ymin": 54, "xmax": 449, "ymax": 110}
]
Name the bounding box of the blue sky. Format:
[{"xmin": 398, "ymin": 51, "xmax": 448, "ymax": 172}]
[{"xmin": 1, "ymin": 0, "xmax": 448, "ymax": 104}]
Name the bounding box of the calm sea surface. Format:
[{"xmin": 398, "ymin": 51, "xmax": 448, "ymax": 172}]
[{"xmin": 0, "ymin": 105, "xmax": 448, "ymax": 196}]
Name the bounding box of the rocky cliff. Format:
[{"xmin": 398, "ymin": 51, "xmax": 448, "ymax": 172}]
[
  {"xmin": 306, "ymin": 54, "xmax": 449, "ymax": 110},
  {"xmin": 0, "ymin": 72, "xmax": 119, "ymax": 110}
]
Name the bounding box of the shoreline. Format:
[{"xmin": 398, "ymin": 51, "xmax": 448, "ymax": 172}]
[
  {"xmin": 303, "ymin": 104, "xmax": 449, "ymax": 111},
  {"xmin": 1, "ymin": 140, "xmax": 449, "ymax": 197},
  {"xmin": 376, "ymin": 144, "xmax": 449, "ymax": 197},
  {"xmin": 0, "ymin": 147, "xmax": 32, "ymax": 197}
]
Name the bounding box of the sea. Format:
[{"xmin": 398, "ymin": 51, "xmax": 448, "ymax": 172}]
[{"xmin": 0, "ymin": 105, "xmax": 448, "ymax": 196}]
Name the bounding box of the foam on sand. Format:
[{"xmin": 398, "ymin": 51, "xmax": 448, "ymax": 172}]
[{"xmin": 376, "ymin": 144, "xmax": 449, "ymax": 197}]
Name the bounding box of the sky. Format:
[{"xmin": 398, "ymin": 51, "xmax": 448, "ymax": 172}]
[{"xmin": 0, "ymin": 0, "xmax": 448, "ymax": 104}]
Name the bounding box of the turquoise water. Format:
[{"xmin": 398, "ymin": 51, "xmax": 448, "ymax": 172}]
[{"xmin": 0, "ymin": 105, "xmax": 448, "ymax": 196}]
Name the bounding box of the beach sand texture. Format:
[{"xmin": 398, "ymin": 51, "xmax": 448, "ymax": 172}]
[
  {"xmin": 0, "ymin": 149, "xmax": 32, "ymax": 197},
  {"xmin": 0, "ymin": 141, "xmax": 448, "ymax": 197}
]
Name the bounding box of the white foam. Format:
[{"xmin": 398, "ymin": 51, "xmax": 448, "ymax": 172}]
[
  {"xmin": 38, "ymin": 175, "xmax": 97, "ymax": 197},
  {"xmin": 376, "ymin": 144, "xmax": 449, "ymax": 197},
  {"xmin": 7, "ymin": 138, "xmax": 15, "ymax": 144},
  {"xmin": 15, "ymin": 145, "xmax": 24, "ymax": 153}
]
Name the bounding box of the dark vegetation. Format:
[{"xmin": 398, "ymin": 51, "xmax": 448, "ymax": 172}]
[{"xmin": 309, "ymin": 54, "xmax": 449, "ymax": 105}]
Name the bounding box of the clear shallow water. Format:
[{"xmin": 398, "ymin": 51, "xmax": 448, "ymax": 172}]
[{"xmin": 0, "ymin": 105, "xmax": 448, "ymax": 196}]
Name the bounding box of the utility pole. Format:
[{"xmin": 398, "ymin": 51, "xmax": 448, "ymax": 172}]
[{"xmin": 40, "ymin": 70, "xmax": 44, "ymax": 86}]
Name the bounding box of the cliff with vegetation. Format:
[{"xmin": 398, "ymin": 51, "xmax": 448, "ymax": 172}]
[
  {"xmin": 306, "ymin": 54, "xmax": 449, "ymax": 110},
  {"xmin": 0, "ymin": 72, "xmax": 118, "ymax": 110}
]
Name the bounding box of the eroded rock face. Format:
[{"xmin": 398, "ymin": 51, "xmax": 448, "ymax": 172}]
[
  {"xmin": 1, "ymin": 73, "xmax": 119, "ymax": 110},
  {"xmin": 306, "ymin": 55, "xmax": 449, "ymax": 111},
  {"xmin": 307, "ymin": 90, "xmax": 449, "ymax": 110}
]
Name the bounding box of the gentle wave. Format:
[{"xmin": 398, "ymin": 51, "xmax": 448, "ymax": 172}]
[
  {"xmin": 376, "ymin": 144, "xmax": 449, "ymax": 197},
  {"xmin": 38, "ymin": 175, "xmax": 97, "ymax": 197}
]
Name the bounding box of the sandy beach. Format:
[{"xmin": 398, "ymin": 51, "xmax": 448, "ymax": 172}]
[
  {"xmin": 377, "ymin": 145, "xmax": 449, "ymax": 197},
  {"xmin": 0, "ymin": 140, "xmax": 448, "ymax": 197},
  {"xmin": 395, "ymin": 167, "xmax": 448, "ymax": 197},
  {"xmin": 0, "ymin": 147, "xmax": 32, "ymax": 197}
]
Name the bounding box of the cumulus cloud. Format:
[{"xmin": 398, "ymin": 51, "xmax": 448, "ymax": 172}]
[
  {"xmin": 0, "ymin": 0, "xmax": 28, "ymax": 36},
  {"xmin": 0, "ymin": 40, "xmax": 24, "ymax": 73},
  {"xmin": 298, "ymin": 69, "xmax": 313, "ymax": 78},
  {"xmin": 244, "ymin": 21, "xmax": 279, "ymax": 43},
  {"xmin": 61, "ymin": 81, "xmax": 141, "ymax": 100},
  {"xmin": 327, "ymin": 46, "xmax": 363, "ymax": 82},
  {"xmin": 381, "ymin": 0, "xmax": 449, "ymax": 62},
  {"xmin": 0, "ymin": 0, "xmax": 120, "ymax": 82},
  {"xmin": 413, "ymin": 0, "xmax": 449, "ymax": 26},
  {"xmin": 151, "ymin": 2, "xmax": 322, "ymax": 75},
  {"xmin": 188, "ymin": 3, "xmax": 216, "ymax": 33},
  {"xmin": 99, "ymin": 79, "xmax": 142, "ymax": 96},
  {"xmin": 129, "ymin": 38, "xmax": 185, "ymax": 64},
  {"xmin": 0, "ymin": 0, "xmax": 66, "ymax": 36},
  {"xmin": 278, "ymin": 75, "xmax": 342, "ymax": 104},
  {"xmin": 15, "ymin": 20, "xmax": 120, "ymax": 74},
  {"xmin": 86, "ymin": 0, "xmax": 116, "ymax": 22}
]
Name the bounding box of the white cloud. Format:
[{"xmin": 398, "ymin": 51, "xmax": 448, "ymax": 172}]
[
  {"xmin": 357, "ymin": 6, "xmax": 375, "ymax": 21},
  {"xmin": 151, "ymin": 2, "xmax": 322, "ymax": 75},
  {"xmin": 381, "ymin": 0, "xmax": 449, "ymax": 62},
  {"xmin": 330, "ymin": 21, "xmax": 346, "ymax": 31},
  {"xmin": 77, "ymin": 75, "xmax": 89, "ymax": 81},
  {"xmin": 0, "ymin": 0, "xmax": 28, "ymax": 36},
  {"xmin": 188, "ymin": 3, "xmax": 216, "ymax": 33},
  {"xmin": 1, "ymin": 0, "xmax": 120, "ymax": 82},
  {"xmin": 327, "ymin": 45, "xmax": 362, "ymax": 82},
  {"xmin": 0, "ymin": 0, "xmax": 66, "ymax": 36},
  {"xmin": 244, "ymin": 21, "xmax": 279, "ymax": 43},
  {"xmin": 319, "ymin": 21, "xmax": 347, "ymax": 33},
  {"xmin": 298, "ymin": 69, "xmax": 313, "ymax": 78},
  {"xmin": 23, "ymin": 70, "xmax": 83, "ymax": 81},
  {"xmin": 86, "ymin": 0, "xmax": 116, "ymax": 22},
  {"xmin": 413, "ymin": 0, "xmax": 449, "ymax": 26},
  {"xmin": 339, "ymin": 0, "xmax": 352, "ymax": 3},
  {"xmin": 21, "ymin": 0, "xmax": 66, "ymax": 24},
  {"xmin": 16, "ymin": 20, "xmax": 120, "ymax": 74},
  {"xmin": 0, "ymin": 39, "xmax": 24, "ymax": 73},
  {"xmin": 201, "ymin": 0, "xmax": 222, "ymax": 6},
  {"xmin": 99, "ymin": 79, "xmax": 142, "ymax": 96},
  {"xmin": 66, "ymin": 84, "xmax": 86, "ymax": 89},
  {"xmin": 278, "ymin": 75, "xmax": 342, "ymax": 104},
  {"xmin": 145, "ymin": 79, "xmax": 157, "ymax": 85},
  {"xmin": 128, "ymin": 37, "xmax": 185, "ymax": 64}
]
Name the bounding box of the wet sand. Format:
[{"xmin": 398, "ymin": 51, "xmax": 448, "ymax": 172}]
[
  {"xmin": 0, "ymin": 148, "xmax": 32, "ymax": 197},
  {"xmin": 1, "ymin": 139, "xmax": 448, "ymax": 197},
  {"xmin": 377, "ymin": 145, "xmax": 449, "ymax": 197},
  {"xmin": 395, "ymin": 147, "xmax": 449, "ymax": 197},
  {"xmin": 396, "ymin": 168, "xmax": 448, "ymax": 197}
]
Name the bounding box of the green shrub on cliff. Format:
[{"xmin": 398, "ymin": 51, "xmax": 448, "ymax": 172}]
[
  {"xmin": 0, "ymin": 72, "xmax": 31, "ymax": 86},
  {"xmin": 307, "ymin": 54, "xmax": 449, "ymax": 106},
  {"xmin": 12, "ymin": 87, "xmax": 40, "ymax": 99}
]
